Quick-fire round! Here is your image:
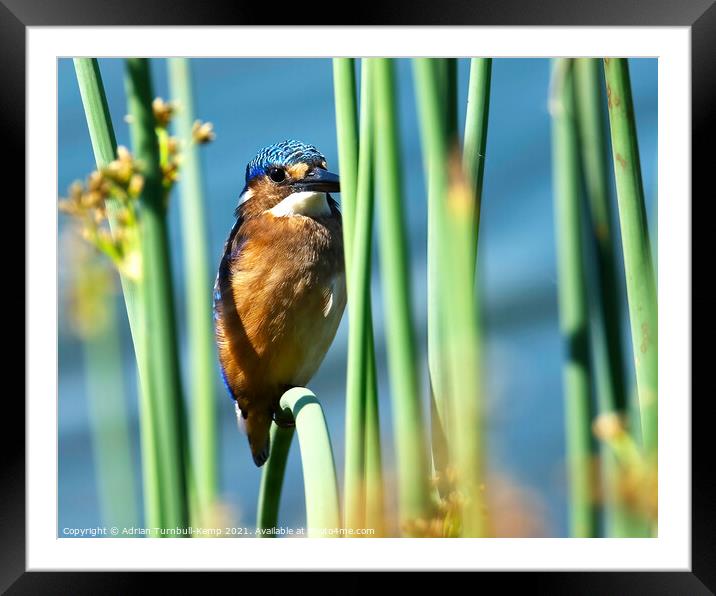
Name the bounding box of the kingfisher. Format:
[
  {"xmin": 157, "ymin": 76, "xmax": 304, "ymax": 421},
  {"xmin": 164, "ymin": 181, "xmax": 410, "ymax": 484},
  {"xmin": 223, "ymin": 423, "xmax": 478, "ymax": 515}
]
[{"xmin": 213, "ymin": 140, "xmax": 346, "ymax": 466}]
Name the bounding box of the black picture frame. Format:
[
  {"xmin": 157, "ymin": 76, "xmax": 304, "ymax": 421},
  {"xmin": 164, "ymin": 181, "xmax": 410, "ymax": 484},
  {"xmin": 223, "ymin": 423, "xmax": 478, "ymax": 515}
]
[{"xmin": 7, "ymin": 0, "xmax": 708, "ymax": 591}]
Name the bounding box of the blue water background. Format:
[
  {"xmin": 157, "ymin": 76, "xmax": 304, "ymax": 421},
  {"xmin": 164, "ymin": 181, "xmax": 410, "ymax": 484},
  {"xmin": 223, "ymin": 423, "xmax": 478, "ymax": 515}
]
[{"xmin": 58, "ymin": 58, "xmax": 657, "ymax": 537}]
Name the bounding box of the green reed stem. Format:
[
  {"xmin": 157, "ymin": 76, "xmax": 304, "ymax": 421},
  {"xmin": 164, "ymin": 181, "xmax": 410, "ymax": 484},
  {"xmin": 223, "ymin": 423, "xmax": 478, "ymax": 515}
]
[
  {"xmin": 334, "ymin": 59, "xmax": 384, "ymax": 535},
  {"xmin": 357, "ymin": 64, "xmax": 383, "ymax": 537},
  {"xmin": 333, "ymin": 58, "xmax": 359, "ymax": 254},
  {"xmin": 573, "ymin": 58, "xmax": 638, "ymax": 537},
  {"xmin": 168, "ymin": 58, "xmax": 218, "ymax": 523},
  {"xmin": 363, "ymin": 321, "xmax": 384, "ymax": 535},
  {"xmin": 444, "ymin": 164, "xmax": 487, "ymax": 537},
  {"xmin": 445, "ymin": 58, "xmax": 458, "ymax": 143},
  {"xmin": 125, "ymin": 58, "xmax": 189, "ymax": 532},
  {"xmin": 256, "ymin": 423, "xmax": 295, "ymax": 535},
  {"xmin": 73, "ymin": 59, "xmax": 117, "ymax": 167},
  {"xmin": 346, "ymin": 60, "xmax": 382, "ymax": 531},
  {"xmin": 458, "ymin": 57, "xmax": 492, "ymax": 537},
  {"xmin": 343, "ymin": 61, "xmax": 370, "ymax": 530},
  {"xmin": 85, "ymin": 288, "xmax": 139, "ymax": 531},
  {"xmin": 414, "ymin": 58, "xmax": 450, "ymax": 442},
  {"xmin": 334, "ymin": 57, "xmax": 365, "ymax": 529},
  {"xmin": 463, "ymin": 58, "xmax": 492, "ymax": 262},
  {"xmin": 279, "ymin": 388, "xmax": 341, "ymax": 536},
  {"xmin": 574, "ymin": 59, "xmax": 628, "ymax": 417},
  {"xmin": 73, "ymin": 58, "xmax": 161, "ymax": 531},
  {"xmin": 373, "ymin": 58, "xmax": 431, "ymax": 529},
  {"xmin": 415, "ymin": 57, "xmax": 487, "ymax": 536},
  {"xmin": 551, "ymin": 59, "xmax": 597, "ymax": 538},
  {"xmin": 603, "ymin": 58, "xmax": 658, "ymax": 456}
]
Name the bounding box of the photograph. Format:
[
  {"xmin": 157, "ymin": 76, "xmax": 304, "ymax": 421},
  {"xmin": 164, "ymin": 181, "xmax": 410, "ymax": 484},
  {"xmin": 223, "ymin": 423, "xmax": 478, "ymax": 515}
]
[
  {"xmin": 57, "ymin": 56, "xmax": 658, "ymax": 540},
  {"xmin": 2, "ymin": 0, "xmax": 706, "ymax": 583}
]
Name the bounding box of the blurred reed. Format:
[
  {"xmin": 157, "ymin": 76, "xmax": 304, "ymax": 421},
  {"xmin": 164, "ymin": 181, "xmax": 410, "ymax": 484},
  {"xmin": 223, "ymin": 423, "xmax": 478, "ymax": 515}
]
[
  {"xmin": 550, "ymin": 58, "xmax": 597, "ymax": 538},
  {"xmin": 334, "ymin": 58, "xmax": 384, "ymax": 534},
  {"xmin": 455, "ymin": 58, "xmax": 491, "ymax": 537},
  {"xmin": 356, "ymin": 61, "xmax": 384, "ymax": 536},
  {"xmin": 68, "ymin": 239, "xmax": 139, "ymax": 531},
  {"xmin": 573, "ymin": 58, "xmax": 637, "ymax": 537},
  {"xmin": 332, "ymin": 59, "xmax": 359, "ymax": 221},
  {"xmin": 463, "ymin": 58, "xmax": 492, "ymax": 261},
  {"xmin": 603, "ymin": 58, "xmax": 658, "ymax": 458},
  {"xmin": 125, "ymin": 58, "xmax": 190, "ymax": 531},
  {"xmin": 442, "ymin": 157, "xmax": 487, "ymax": 537},
  {"xmin": 168, "ymin": 58, "xmax": 219, "ymax": 524},
  {"xmin": 414, "ymin": 59, "xmax": 451, "ymax": 468},
  {"xmin": 414, "ymin": 57, "xmax": 490, "ymax": 537},
  {"xmin": 83, "ymin": 296, "xmax": 140, "ymax": 532},
  {"xmin": 373, "ymin": 58, "xmax": 431, "ymax": 530},
  {"xmin": 333, "ymin": 57, "xmax": 365, "ymax": 530},
  {"xmin": 549, "ymin": 57, "xmax": 658, "ymax": 537},
  {"xmin": 603, "ymin": 57, "xmax": 658, "ymax": 536}
]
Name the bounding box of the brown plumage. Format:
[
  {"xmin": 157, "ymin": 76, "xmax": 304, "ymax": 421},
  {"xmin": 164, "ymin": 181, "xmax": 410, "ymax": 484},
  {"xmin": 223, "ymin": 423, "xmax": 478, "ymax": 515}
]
[{"xmin": 214, "ymin": 151, "xmax": 346, "ymax": 466}]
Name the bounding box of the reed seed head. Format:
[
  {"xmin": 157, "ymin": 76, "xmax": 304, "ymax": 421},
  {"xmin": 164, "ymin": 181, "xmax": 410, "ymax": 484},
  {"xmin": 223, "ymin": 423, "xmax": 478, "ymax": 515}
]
[
  {"xmin": 152, "ymin": 97, "xmax": 175, "ymax": 128},
  {"xmin": 192, "ymin": 119, "xmax": 215, "ymax": 144}
]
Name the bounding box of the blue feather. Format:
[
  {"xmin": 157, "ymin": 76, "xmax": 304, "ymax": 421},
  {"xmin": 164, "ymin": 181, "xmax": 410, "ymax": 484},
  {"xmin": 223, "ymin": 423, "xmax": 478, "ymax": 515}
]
[
  {"xmin": 213, "ymin": 215, "xmax": 245, "ymax": 402},
  {"xmin": 244, "ymin": 139, "xmax": 326, "ymax": 184}
]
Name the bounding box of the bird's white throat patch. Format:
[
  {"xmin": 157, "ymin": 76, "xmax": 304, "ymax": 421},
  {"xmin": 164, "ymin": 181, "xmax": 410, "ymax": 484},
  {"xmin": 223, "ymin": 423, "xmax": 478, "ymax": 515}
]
[
  {"xmin": 269, "ymin": 191, "xmax": 330, "ymax": 218},
  {"xmin": 237, "ymin": 188, "xmax": 254, "ymax": 207}
]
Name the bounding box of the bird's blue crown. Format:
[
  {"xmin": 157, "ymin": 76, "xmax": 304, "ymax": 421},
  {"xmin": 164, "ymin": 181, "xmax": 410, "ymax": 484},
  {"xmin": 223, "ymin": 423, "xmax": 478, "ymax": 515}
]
[{"xmin": 245, "ymin": 140, "xmax": 326, "ymax": 184}]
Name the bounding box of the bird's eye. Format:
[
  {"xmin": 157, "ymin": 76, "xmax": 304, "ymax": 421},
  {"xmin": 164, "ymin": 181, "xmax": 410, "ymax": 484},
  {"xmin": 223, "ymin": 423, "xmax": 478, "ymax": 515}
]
[{"xmin": 268, "ymin": 167, "xmax": 286, "ymax": 183}]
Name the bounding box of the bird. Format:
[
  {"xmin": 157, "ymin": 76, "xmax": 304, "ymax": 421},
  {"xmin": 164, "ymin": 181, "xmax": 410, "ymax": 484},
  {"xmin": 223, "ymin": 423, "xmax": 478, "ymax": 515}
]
[{"xmin": 213, "ymin": 140, "xmax": 346, "ymax": 467}]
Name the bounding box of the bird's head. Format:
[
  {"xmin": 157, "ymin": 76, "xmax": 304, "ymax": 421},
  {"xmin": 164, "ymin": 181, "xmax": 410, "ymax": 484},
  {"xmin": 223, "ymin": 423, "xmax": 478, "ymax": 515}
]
[{"xmin": 236, "ymin": 140, "xmax": 340, "ymax": 219}]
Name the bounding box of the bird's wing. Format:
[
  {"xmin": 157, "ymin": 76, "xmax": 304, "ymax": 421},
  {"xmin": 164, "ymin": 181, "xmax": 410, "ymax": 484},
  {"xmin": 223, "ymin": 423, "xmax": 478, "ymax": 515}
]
[{"xmin": 213, "ymin": 214, "xmax": 246, "ymax": 402}]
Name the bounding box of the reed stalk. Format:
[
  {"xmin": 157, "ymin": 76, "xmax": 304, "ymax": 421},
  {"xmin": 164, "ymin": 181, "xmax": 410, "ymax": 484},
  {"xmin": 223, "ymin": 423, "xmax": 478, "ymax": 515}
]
[
  {"xmin": 444, "ymin": 59, "xmax": 458, "ymax": 143},
  {"xmin": 83, "ymin": 282, "xmax": 139, "ymax": 531},
  {"xmin": 415, "ymin": 58, "xmax": 488, "ymax": 536},
  {"xmin": 372, "ymin": 58, "xmax": 431, "ymax": 529},
  {"xmin": 343, "ymin": 60, "xmax": 371, "ymax": 530},
  {"xmin": 333, "ymin": 58, "xmax": 384, "ymax": 534},
  {"xmin": 414, "ymin": 58, "xmax": 450, "ymax": 445},
  {"xmin": 347, "ymin": 60, "xmax": 382, "ymax": 532},
  {"xmin": 444, "ymin": 158, "xmax": 487, "ymax": 537},
  {"xmin": 463, "ymin": 58, "xmax": 492, "ymax": 262},
  {"xmin": 257, "ymin": 389, "xmax": 341, "ymax": 536},
  {"xmin": 73, "ymin": 58, "xmax": 161, "ymax": 530},
  {"xmin": 279, "ymin": 388, "xmax": 341, "ymax": 536},
  {"xmin": 573, "ymin": 58, "xmax": 635, "ymax": 537},
  {"xmin": 73, "ymin": 59, "xmax": 143, "ymax": 329},
  {"xmin": 363, "ymin": 325, "xmax": 384, "ymax": 535},
  {"xmin": 125, "ymin": 58, "xmax": 189, "ymax": 531},
  {"xmin": 551, "ymin": 59, "xmax": 597, "ymax": 538},
  {"xmin": 332, "ymin": 58, "xmax": 359, "ymax": 246},
  {"xmin": 603, "ymin": 58, "xmax": 658, "ymax": 456},
  {"xmin": 334, "ymin": 57, "xmax": 365, "ymax": 530},
  {"xmin": 168, "ymin": 58, "xmax": 218, "ymax": 523},
  {"xmin": 256, "ymin": 423, "xmax": 295, "ymax": 535},
  {"xmin": 457, "ymin": 56, "xmax": 492, "ymax": 536},
  {"xmin": 72, "ymin": 60, "xmax": 117, "ymax": 168},
  {"xmin": 574, "ymin": 59, "xmax": 628, "ymax": 418}
]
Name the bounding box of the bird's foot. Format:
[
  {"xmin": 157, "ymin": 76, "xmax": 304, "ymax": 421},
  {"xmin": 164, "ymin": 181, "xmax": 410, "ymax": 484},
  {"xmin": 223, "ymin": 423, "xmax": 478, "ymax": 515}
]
[
  {"xmin": 273, "ymin": 385, "xmax": 298, "ymax": 428},
  {"xmin": 273, "ymin": 408, "xmax": 296, "ymax": 428}
]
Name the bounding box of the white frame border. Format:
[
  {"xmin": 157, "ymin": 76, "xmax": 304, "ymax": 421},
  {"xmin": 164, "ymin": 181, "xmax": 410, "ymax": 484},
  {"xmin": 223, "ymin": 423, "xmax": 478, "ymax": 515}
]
[{"xmin": 27, "ymin": 26, "xmax": 691, "ymax": 570}]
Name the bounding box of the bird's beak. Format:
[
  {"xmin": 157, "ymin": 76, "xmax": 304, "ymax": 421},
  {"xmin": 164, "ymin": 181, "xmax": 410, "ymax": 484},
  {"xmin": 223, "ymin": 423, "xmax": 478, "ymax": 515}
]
[{"xmin": 293, "ymin": 169, "xmax": 340, "ymax": 193}]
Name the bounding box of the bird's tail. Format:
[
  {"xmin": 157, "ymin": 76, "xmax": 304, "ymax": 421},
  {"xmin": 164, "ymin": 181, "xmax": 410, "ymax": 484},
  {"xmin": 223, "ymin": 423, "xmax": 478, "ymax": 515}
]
[{"xmin": 245, "ymin": 409, "xmax": 272, "ymax": 467}]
